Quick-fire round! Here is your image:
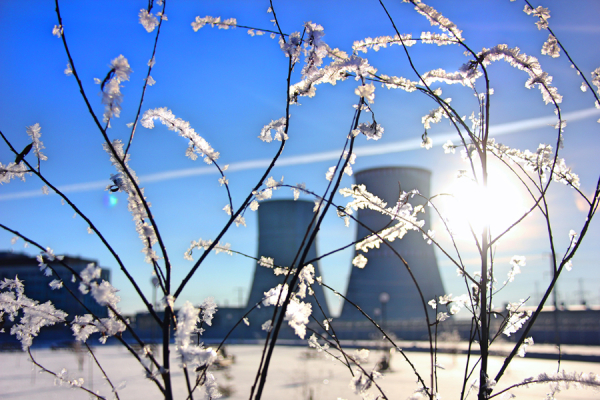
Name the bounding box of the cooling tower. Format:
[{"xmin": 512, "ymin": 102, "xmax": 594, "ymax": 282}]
[
  {"xmin": 339, "ymin": 167, "xmax": 445, "ymax": 322},
  {"xmin": 246, "ymin": 200, "xmax": 330, "ymax": 322}
]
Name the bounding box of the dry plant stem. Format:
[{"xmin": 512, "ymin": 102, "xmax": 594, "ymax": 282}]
[
  {"xmin": 0, "ymin": 130, "xmax": 163, "ymax": 326},
  {"xmin": 308, "ymin": 283, "xmax": 355, "ymax": 375},
  {"xmin": 376, "ymin": 3, "xmax": 482, "ymax": 392},
  {"xmin": 320, "ymin": 282, "xmax": 430, "ymax": 394},
  {"xmin": 495, "ymin": 175, "xmax": 600, "ymax": 385},
  {"xmin": 188, "ymin": 302, "xmax": 263, "ymax": 400},
  {"xmin": 306, "ymin": 326, "xmax": 354, "ymax": 375},
  {"xmin": 183, "ymin": 365, "xmax": 194, "ymax": 400},
  {"xmin": 162, "ymin": 307, "xmax": 173, "ymax": 400},
  {"xmin": 478, "ymin": 186, "xmax": 491, "ymax": 400},
  {"xmin": 523, "ymin": 0, "xmax": 600, "ymax": 106},
  {"xmin": 85, "ymin": 342, "xmax": 121, "ymax": 400},
  {"xmin": 0, "ymin": 224, "xmax": 166, "ymax": 393},
  {"xmin": 489, "ymin": 376, "xmax": 600, "ymax": 399},
  {"xmin": 54, "ymin": 0, "xmax": 174, "ymax": 293},
  {"xmin": 175, "ymin": 26, "xmax": 294, "ymax": 395},
  {"xmin": 350, "ymin": 200, "xmax": 436, "ymax": 392},
  {"xmin": 28, "ymin": 348, "xmax": 106, "ymax": 399},
  {"xmin": 124, "ymin": 1, "xmax": 166, "ymax": 156},
  {"xmin": 306, "ymin": 329, "xmax": 395, "ymax": 399},
  {"xmin": 253, "ymin": 98, "xmax": 362, "ymax": 399},
  {"xmin": 222, "ymin": 8, "xmax": 299, "ymax": 395},
  {"xmin": 278, "ymin": 188, "xmax": 434, "ymax": 393},
  {"xmin": 173, "ymin": 124, "xmax": 286, "ymax": 299},
  {"xmin": 250, "ymin": 194, "xmax": 319, "ymax": 399},
  {"xmin": 459, "ymin": 318, "xmax": 478, "ymax": 400}
]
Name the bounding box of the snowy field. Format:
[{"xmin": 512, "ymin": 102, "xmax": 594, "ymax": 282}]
[{"xmin": 1, "ymin": 343, "xmax": 599, "ymax": 399}]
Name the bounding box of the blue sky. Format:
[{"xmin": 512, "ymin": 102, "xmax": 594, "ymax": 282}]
[{"xmin": 1, "ymin": 1, "xmax": 599, "ymax": 316}]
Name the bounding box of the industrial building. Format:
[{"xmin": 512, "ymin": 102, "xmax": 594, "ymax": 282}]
[
  {"xmin": 339, "ymin": 167, "xmax": 445, "ymax": 327},
  {"xmin": 8, "ymin": 166, "xmax": 597, "ymax": 348},
  {"xmin": 0, "ymin": 251, "xmax": 110, "ymax": 347}
]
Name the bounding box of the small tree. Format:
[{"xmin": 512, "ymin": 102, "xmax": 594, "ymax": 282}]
[{"xmin": 1, "ymin": 1, "xmax": 599, "ymax": 399}]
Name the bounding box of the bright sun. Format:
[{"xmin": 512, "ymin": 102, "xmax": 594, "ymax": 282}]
[{"xmin": 444, "ymin": 163, "xmax": 529, "ymax": 239}]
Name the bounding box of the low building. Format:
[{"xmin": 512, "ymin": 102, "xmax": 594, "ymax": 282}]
[{"xmin": 0, "ymin": 251, "xmax": 111, "ymax": 347}]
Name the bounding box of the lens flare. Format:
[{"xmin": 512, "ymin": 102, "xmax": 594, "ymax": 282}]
[{"xmin": 103, "ymin": 193, "xmax": 118, "ymax": 208}]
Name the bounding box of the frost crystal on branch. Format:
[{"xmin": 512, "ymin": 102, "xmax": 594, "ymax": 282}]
[
  {"xmin": 421, "ymin": 133, "xmax": 433, "ymax": 149},
  {"xmin": 302, "ymin": 22, "xmax": 328, "ymax": 78},
  {"xmin": 524, "ymin": 5, "xmax": 551, "ymax": 30},
  {"xmin": 175, "ymin": 302, "xmax": 218, "ymax": 369},
  {"xmin": 488, "ymin": 139, "xmax": 579, "ymax": 188},
  {"xmin": 340, "ymin": 185, "xmax": 424, "ymax": 252},
  {"xmin": 49, "ymin": 279, "xmax": 63, "ymax": 290},
  {"xmin": 353, "ymin": 122, "xmax": 383, "ymax": 141},
  {"xmin": 542, "ymin": 34, "xmax": 560, "ymax": 58},
  {"xmin": 280, "ymin": 32, "xmax": 302, "ymax": 63},
  {"xmin": 258, "ymin": 256, "xmax": 274, "ymax": 268},
  {"xmin": 1, "ymin": 277, "xmax": 68, "ymax": 350},
  {"xmin": 139, "ymin": 9, "xmax": 159, "ymax": 32},
  {"xmin": 53, "ymin": 368, "xmax": 84, "ymax": 388},
  {"xmin": 353, "ymin": 33, "xmax": 417, "ymax": 53},
  {"xmin": 412, "ymin": 1, "xmax": 463, "ymax": 40},
  {"xmin": 71, "ymin": 312, "xmax": 126, "ymax": 344},
  {"xmin": 291, "ymin": 183, "xmax": 306, "ymax": 200},
  {"xmin": 258, "ymin": 117, "xmax": 288, "ymax": 142},
  {"xmin": 0, "ymin": 161, "xmax": 29, "ymax": 184},
  {"xmin": 355, "ymin": 83, "xmax": 375, "ymax": 103},
  {"xmin": 200, "ymin": 297, "xmax": 217, "ymax": 326},
  {"xmin": 297, "ymin": 264, "xmax": 315, "ymax": 299},
  {"xmin": 263, "ymin": 284, "xmax": 288, "ymax": 307},
  {"xmin": 352, "ymin": 254, "xmax": 368, "ymax": 269},
  {"xmin": 518, "ymin": 337, "xmax": 534, "ymax": 357},
  {"xmin": 100, "ymin": 55, "xmax": 132, "ymax": 123},
  {"xmin": 103, "ymin": 140, "xmax": 158, "ymax": 263},
  {"xmin": 503, "ymin": 300, "xmax": 532, "ymax": 336},
  {"xmin": 422, "ymin": 68, "xmax": 477, "ymax": 87},
  {"xmin": 141, "ymin": 107, "xmax": 219, "ymax": 163},
  {"xmin": 52, "ymin": 25, "xmax": 63, "ymax": 37},
  {"xmin": 90, "ymin": 280, "xmax": 120, "ymax": 309},
  {"xmin": 262, "ymin": 282, "xmax": 312, "ymax": 338},
  {"xmin": 284, "ymin": 298, "xmax": 312, "ymax": 338},
  {"xmin": 191, "ymin": 16, "xmax": 237, "ymax": 31},
  {"xmin": 308, "ymin": 333, "xmax": 330, "ymax": 352},
  {"xmin": 507, "ymin": 255, "xmax": 526, "ymax": 283},
  {"xmin": 184, "ymin": 238, "xmax": 233, "ymax": 260},
  {"xmin": 475, "ymin": 45, "xmax": 562, "ymax": 105},
  {"xmin": 289, "ymin": 55, "xmax": 377, "ymax": 103},
  {"xmin": 443, "ymin": 140, "xmax": 455, "ymax": 154}
]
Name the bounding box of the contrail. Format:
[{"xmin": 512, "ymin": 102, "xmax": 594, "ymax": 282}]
[{"xmin": 1, "ymin": 107, "xmax": 598, "ymax": 201}]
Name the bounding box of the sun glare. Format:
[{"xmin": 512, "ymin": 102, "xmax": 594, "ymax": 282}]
[{"xmin": 445, "ymin": 164, "xmax": 528, "ymax": 239}]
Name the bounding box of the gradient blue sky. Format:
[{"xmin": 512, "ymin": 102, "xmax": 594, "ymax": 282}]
[{"xmin": 1, "ymin": 1, "xmax": 599, "ymax": 316}]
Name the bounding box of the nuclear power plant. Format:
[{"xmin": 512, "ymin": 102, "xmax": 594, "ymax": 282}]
[
  {"xmin": 339, "ymin": 167, "xmax": 445, "ymax": 323},
  {"xmin": 244, "ymin": 200, "xmax": 330, "ymax": 337},
  {"xmin": 132, "ymin": 166, "xmax": 449, "ymax": 341},
  {"xmin": 236, "ymin": 167, "xmax": 446, "ymax": 339},
  {"xmin": 5, "ymin": 166, "xmax": 600, "ymax": 348},
  {"xmin": 246, "ymin": 200, "xmax": 330, "ymax": 315},
  {"xmin": 131, "ymin": 165, "xmax": 600, "ymax": 344}
]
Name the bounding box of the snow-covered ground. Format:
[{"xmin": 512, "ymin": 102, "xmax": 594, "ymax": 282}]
[{"xmin": 1, "ymin": 343, "xmax": 599, "ymax": 399}]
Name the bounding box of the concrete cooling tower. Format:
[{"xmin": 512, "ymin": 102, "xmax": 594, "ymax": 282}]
[
  {"xmin": 339, "ymin": 167, "xmax": 445, "ymax": 322},
  {"xmin": 246, "ymin": 200, "xmax": 330, "ymax": 331}
]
